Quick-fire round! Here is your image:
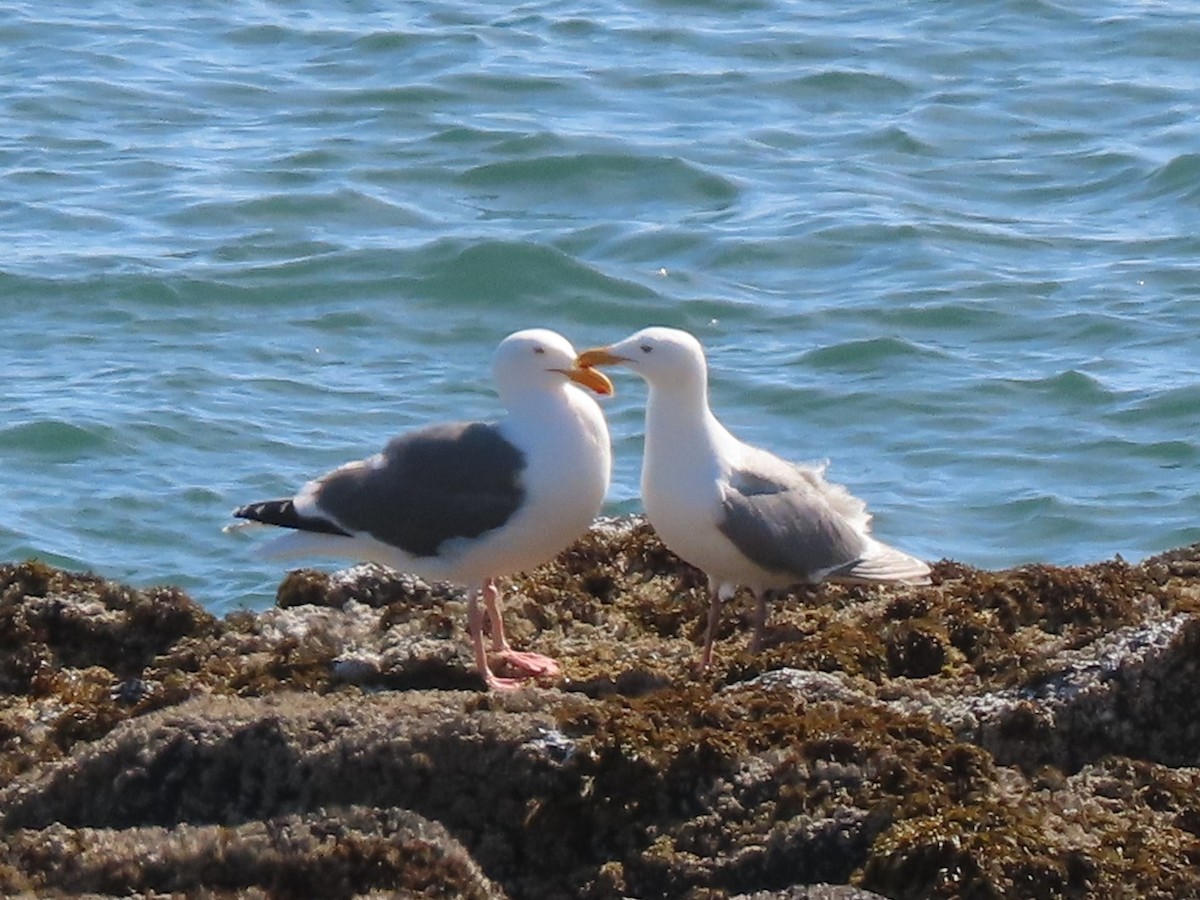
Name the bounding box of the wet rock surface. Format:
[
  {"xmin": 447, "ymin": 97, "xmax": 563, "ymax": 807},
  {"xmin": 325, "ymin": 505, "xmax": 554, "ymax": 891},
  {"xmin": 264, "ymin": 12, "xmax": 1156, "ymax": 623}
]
[{"xmin": 3, "ymin": 519, "xmax": 1200, "ymax": 898}]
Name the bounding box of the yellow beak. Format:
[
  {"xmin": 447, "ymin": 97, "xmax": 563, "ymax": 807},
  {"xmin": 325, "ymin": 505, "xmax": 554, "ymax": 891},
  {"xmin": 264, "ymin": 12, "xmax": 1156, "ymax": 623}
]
[
  {"xmin": 574, "ymin": 347, "xmax": 628, "ymax": 369},
  {"xmin": 561, "ymin": 365, "xmax": 615, "ymax": 396}
]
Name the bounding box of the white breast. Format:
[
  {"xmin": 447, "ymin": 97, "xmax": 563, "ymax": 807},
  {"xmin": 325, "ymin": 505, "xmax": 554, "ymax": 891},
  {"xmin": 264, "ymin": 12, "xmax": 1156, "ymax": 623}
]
[{"xmin": 640, "ymin": 410, "xmax": 760, "ymax": 583}]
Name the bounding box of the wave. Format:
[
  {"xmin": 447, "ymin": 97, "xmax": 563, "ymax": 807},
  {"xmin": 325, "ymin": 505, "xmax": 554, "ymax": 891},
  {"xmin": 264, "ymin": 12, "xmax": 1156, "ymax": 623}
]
[{"xmin": 0, "ymin": 419, "xmax": 119, "ymax": 461}]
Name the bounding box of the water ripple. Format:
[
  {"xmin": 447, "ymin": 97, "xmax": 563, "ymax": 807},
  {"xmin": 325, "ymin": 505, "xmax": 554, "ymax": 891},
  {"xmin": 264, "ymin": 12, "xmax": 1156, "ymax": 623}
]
[
  {"xmin": 0, "ymin": 419, "xmax": 119, "ymax": 461},
  {"xmin": 460, "ymin": 152, "xmax": 740, "ymax": 213},
  {"xmin": 3, "ymin": 1, "xmax": 1199, "ymax": 607},
  {"xmin": 412, "ymin": 238, "xmax": 659, "ymax": 307},
  {"xmin": 800, "ymin": 337, "xmax": 946, "ymax": 373}
]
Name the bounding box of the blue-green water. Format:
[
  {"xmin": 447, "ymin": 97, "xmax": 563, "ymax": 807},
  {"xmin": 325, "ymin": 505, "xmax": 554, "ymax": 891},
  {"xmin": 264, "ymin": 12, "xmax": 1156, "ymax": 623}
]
[{"xmin": 3, "ymin": 2, "xmax": 1199, "ymax": 614}]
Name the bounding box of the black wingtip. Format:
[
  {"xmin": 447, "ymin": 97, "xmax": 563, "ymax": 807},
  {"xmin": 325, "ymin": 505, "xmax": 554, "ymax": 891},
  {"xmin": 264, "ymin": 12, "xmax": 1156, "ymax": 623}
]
[
  {"xmin": 233, "ymin": 499, "xmax": 352, "ymax": 536},
  {"xmin": 233, "ymin": 499, "xmax": 287, "ymax": 523}
]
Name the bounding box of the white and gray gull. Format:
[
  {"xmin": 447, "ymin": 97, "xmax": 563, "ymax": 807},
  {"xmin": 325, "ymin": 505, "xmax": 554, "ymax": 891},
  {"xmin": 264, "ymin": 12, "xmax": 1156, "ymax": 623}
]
[
  {"xmin": 577, "ymin": 326, "xmax": 930, "ymax": 670},
  {"xmin": 231, "ymin": 328, "xmax": 614, "ymax": 691}
]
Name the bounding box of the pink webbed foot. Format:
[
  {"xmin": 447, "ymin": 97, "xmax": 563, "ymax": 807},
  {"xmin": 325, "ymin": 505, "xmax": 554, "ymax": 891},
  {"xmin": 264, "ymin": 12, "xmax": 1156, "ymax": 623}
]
[
  {"xmin": 472, "ymin": 578, "xmax": 561, "ymax": 690},
  {"xmin": 483, "ymin": 670, "xmax": 531, "ymax": 692},
  {"xmin": 492, "ymin": 649, "xmax": 562, "ymax": 681}
]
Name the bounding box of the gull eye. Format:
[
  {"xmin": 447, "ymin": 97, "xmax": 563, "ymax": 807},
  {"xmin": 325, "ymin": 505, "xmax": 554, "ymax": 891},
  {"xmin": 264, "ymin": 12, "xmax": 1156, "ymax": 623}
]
[
  {"xmin": 640, "ymin": 344, "xmax": 653, "ymax": 353},
  {"xmin": 533, "ymin": 346, "xmax": 546, "ymax": 355}
]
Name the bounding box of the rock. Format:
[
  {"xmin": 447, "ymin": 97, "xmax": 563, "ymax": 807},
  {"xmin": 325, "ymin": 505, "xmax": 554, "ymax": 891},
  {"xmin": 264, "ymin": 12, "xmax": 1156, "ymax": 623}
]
[
  {"xmin": 0, "ymin": 560, "xmax": 216, "ymax": 691},
  {"xmin": 924, "ymin": 612, "xmax": 1200, "ymax": 771},
  {"xmin": 0, "ymin": 807, "xmax": 505, "ymax": 900},
  {"xmin": 732, "ymin": 888, "xmax": 889, "ymax": 900},
  {"xmin": 3, "ymin": 531, "xmax": 1200, "ymax": 898}
]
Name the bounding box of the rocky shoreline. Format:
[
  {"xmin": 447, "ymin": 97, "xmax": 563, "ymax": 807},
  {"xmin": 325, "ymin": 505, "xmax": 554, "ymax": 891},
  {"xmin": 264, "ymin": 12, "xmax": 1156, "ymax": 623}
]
[{"xmin": 2, "ymin": 518, "xmax": 1200, "ymax": 898}]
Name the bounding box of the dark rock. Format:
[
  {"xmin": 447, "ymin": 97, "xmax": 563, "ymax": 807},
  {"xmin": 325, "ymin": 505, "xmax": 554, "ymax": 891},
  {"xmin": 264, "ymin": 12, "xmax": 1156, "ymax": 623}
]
[
  {"xmin": 0, "ymin": 560, "xmax": 217, "ymax": 691},
  {"xmin": 4, "ymin": 524, "xmax": 1200, "ymax": 898},
  {"xmin": 0, "ymin": 806, "xmax": 505, "ymax": 899},
  {"xmin": 732, "ymin": 888, "xmax": 889, "ymax": 900}
]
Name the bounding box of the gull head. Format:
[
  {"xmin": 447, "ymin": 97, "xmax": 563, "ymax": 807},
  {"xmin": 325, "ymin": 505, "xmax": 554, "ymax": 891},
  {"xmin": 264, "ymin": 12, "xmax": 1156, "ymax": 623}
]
[
  {"xmin": 576, "ymin": 326, "xmax": 708, "ymax": 392},
  {"xmin": 493, "ymin": 328, "xmax": 614, "ymax": 398}
]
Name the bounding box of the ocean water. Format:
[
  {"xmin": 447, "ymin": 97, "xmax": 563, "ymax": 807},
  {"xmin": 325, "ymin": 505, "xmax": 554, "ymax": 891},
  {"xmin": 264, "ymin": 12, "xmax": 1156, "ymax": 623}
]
[{"xmin": 3, "ymin": 1, "xmax": 1198, "ymax": 614}]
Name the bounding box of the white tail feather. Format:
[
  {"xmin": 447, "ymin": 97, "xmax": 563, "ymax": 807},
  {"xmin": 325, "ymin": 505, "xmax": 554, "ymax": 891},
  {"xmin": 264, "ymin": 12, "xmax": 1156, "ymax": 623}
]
[
  {"xmin": 835, "ymin": 538, "xmax": 931, "ymax": 585},
  {"xmin": 222, "ymin": 520, "xmax": 270, "ymax": 535}
]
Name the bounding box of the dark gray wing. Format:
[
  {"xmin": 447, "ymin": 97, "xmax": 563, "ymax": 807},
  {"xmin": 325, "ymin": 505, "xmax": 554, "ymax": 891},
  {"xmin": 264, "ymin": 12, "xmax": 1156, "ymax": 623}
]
[
  {"xmin": 716, "ymin": 456, "xmax": 868, "ymax": 581},
  {"xmin": 311, "ymin": 421, "xmax": 526, "ymax": 558}
]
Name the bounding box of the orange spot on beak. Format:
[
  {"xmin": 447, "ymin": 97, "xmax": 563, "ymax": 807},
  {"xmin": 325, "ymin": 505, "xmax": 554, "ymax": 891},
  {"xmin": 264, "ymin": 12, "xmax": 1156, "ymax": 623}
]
[{"xmin": 562, "ymin": 365, "xmax": 615, "ymax": 396}]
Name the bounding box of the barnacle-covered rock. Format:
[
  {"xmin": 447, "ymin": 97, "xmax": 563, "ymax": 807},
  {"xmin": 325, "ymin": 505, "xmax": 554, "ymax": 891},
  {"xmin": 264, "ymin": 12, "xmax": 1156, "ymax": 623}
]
[{"xmin": 3, "ymin": 530, "xmax": 1200, "ymax": 898}]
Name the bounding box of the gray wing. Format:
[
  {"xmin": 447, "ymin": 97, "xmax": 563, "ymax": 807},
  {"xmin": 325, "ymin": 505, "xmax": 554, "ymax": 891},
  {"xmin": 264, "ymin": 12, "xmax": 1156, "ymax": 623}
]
[
  {"xmin": 311, "ymin": 421, "xmax": 526, "ymax": 558},
  {"xmin": 716, "ymin": 455, "xmax": 868, "ymax": 582}
]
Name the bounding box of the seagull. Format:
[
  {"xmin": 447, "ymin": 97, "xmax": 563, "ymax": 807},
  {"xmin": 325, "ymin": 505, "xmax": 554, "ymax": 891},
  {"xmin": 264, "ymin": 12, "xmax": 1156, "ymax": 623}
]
[
  {"xmin": 577, "ymin": 326, "xmax": 930, "ymax": 669},
  {"xmin": 231, "ymin": 328, "xmax": 613, "ymax": 691}
]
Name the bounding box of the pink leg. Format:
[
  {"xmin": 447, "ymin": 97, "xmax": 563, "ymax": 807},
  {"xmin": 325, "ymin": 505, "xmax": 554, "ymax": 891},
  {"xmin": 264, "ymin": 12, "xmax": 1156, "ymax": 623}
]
[
  {"xmin": 482, "ymin": 578, "xmax": 561, "ymax": 681},
  {"xmin": 482, "ymin": 578, "xmax": 510, "ymax": 653},
  {"xmin": 699, "ymin": 580, "xmax": 724, "ymax": 671},
  {"xmin": 748, "ymin": 590, "xmax": 771, "ymax": 654},
  {"xmin": 467, "ymin": 586, "xmax": 525, "ymax": 691}
]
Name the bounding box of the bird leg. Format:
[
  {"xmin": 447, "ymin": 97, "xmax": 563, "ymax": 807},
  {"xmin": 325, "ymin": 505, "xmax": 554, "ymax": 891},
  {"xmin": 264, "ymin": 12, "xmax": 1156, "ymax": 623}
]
[
  {"xmin": 748, "ymin": 589, "xmax": 772, "ymax": 654},
  {"xmin": 467, "ymin": 585, "xmax": 524, "ymax": 691},
  {"xmin": 699, "ymin": 579, "xmax": 725, "ymax": 671},
  {"xmin": 482, "ymin": 578, "xmax": 511, "ymax": 653},
  {"xmin": 481, "ymin": 578, "xmax": 561, "ymax": 682}
]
